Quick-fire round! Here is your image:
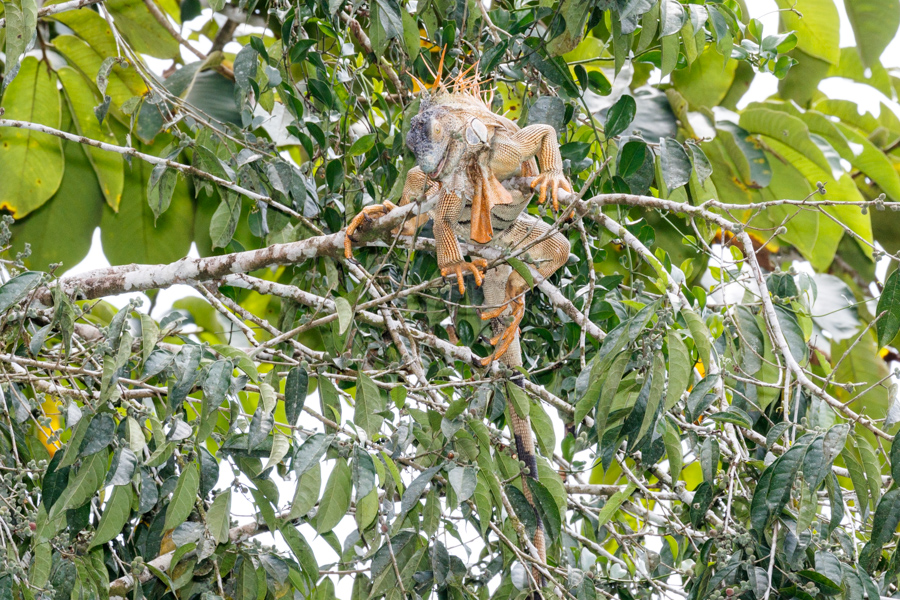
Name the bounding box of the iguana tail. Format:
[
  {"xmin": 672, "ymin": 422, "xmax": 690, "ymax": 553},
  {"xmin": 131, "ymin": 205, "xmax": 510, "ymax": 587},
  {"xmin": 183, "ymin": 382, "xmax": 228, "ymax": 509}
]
[{"xmin": 483, "ymin": 266, "xmax": 546, "ymax": 595}]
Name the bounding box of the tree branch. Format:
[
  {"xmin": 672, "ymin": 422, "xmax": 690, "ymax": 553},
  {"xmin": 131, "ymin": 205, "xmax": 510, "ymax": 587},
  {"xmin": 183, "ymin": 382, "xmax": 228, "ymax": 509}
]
[{"xmin": 0, "ymin": 0, "xmax": 103, "ymax": 28}]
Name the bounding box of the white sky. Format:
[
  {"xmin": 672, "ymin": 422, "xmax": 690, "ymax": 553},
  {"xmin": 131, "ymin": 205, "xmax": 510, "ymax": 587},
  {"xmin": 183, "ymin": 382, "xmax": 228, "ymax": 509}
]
[{"xmin": 65, "ymin": 2, "xmax": 900, "ymax": 596}]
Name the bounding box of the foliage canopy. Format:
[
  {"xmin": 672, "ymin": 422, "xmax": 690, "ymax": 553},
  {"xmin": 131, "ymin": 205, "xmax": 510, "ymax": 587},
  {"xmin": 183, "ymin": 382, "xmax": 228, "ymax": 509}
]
[{"xmin": 3, "ymin": 0, "xmax": 900, "ymax": 599}]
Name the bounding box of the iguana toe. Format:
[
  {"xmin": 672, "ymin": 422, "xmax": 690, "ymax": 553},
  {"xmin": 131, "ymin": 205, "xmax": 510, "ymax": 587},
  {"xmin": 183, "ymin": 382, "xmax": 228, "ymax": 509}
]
[
  {"xmin": 441, "ymin": 261, "xmax": 485, "ymax": 294},
  {"xmin": 343, "ymin": 202, "xmax": 398, "ymax": 259}
]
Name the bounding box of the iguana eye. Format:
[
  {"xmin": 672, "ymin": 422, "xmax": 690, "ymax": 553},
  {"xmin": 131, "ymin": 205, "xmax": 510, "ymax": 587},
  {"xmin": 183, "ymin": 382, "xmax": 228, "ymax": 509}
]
[{"xmin": 433, "ymin": 123, "xmax": 442, "ymax": 136}]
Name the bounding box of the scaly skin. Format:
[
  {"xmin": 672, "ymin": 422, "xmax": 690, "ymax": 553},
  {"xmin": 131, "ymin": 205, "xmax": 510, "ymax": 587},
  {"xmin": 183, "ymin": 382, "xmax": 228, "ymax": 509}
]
[{"xmin": 342, "ymin": 71, "xmax": 571, "ymax": 597}]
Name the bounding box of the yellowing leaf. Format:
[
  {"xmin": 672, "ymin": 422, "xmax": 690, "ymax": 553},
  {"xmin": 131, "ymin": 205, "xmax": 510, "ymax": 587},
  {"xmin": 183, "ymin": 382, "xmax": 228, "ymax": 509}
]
[{"xmin": 0, "ymin": 57, "xmax": 64, "ymax": 217}]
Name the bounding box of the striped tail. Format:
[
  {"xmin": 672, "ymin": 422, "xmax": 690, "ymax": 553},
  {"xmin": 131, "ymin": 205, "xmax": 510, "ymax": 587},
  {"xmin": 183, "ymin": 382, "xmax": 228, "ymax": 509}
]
[{"xmin": 483, "ymin": 266, "xmax": 546, "ymax": 596}]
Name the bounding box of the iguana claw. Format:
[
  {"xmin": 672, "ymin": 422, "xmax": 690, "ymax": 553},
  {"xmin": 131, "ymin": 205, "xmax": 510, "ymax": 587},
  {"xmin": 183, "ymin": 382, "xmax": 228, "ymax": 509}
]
[
  {"xmin": 344, "ymin": 201, "xmax": 399, "ymax": 259},
  {"xmin": 479, "ymin": 295, "xmax": 525, "ymax": 365},
  {"xmin": 530, "ymin": 170, "xmax": 572, "ymax": 213},
  {"xmin": 441, "ymin": 260, "xmax": 485, "ymax": 294}
]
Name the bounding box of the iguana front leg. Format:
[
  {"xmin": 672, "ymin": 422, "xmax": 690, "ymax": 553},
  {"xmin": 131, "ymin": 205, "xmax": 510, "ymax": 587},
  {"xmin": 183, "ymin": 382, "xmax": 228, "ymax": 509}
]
[
  {"xmin": 344, "ymin": 167, "xmax": 436, "ymax": 259},
  {"xmin": 434, "ymin": 188, "xmax": 486, "ymax": 294},
  {"xmin": 491, "ymin": 124, "xmax": 572, "ymax": 212}
]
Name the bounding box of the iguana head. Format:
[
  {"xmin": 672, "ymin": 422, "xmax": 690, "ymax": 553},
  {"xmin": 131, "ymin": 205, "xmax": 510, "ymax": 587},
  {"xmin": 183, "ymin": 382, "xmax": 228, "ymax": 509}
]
[
  {"xmin": 406, "ymin": 107, "xmax": 470, "ymax": 178},
  {"xmin": 406, "ymin": 58, "xmax": 494, "ymax": 179}
]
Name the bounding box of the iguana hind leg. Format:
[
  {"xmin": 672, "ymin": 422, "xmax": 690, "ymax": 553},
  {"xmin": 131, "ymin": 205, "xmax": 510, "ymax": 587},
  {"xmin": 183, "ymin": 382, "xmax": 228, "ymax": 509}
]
[{"xmin": 480, "ymin": 215, "xmax": 570, "ymax": 364}]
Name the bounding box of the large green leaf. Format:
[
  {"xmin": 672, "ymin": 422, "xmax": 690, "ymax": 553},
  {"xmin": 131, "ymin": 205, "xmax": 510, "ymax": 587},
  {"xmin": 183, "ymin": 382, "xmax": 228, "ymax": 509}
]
[
  {"xmin": 671, "ymin": 44, "xmax": 737, "ymax": 108},
  {"xmin": 52, "ymin": 27, "xmax": 148, "ymax": 106},
  {"xmin": 58, "ymin": 67, "xmax": 123, "ymax": 211},
  {"xmin": 10, "ymin": 138, "xmax": 104, "ymax": 272},
  {"xmin": 106, "ymin": 0, "xmax": 180, "ymax": 58},
  {"xmin": 775, "ymin": 0, "xmax": 840, "ymax": 65},
  {"xmin": 100, "ymin": 137, "xmax": 193, "ymax": 265},
  {"xmin": 0, "ymin": 57, "xmax": 63, "ymax": 217},
  {"xmin": 844, "ymin": 0, "xmax": 900, "ymax": 68},
  {"xmin": 740, "ymin": 108, "xmax": 834, "ymax": 177},
  {"xmin": 832, "ymin": 333, "xmax": 890, "ymax": 421}
]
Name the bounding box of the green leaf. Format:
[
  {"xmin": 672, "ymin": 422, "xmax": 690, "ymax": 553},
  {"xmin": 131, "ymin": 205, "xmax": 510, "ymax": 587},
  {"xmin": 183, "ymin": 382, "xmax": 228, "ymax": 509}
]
[
  {"xmin": 292, "ymin": 433, "xmax": 333, "ymax": 477},
  {"xmin": 708, "ymin": 407, "xmax": 753, "ymax": 429},
  {"xmin": 690, "ymin": 481, "xmax": 714, "ymax": 528},
  {"xmin": 506, "ymin": 382, "xmax": 530, "ymax": 418},
  {"xmin": 448, "ymin": 466, "xmax": 476, "ymax": 502},
  {"xmin": 89, "ymin": 483, "xmax": 132, "ymax": 549},
  {"xmin": 659, "ymin": 138, "xmax": 692, "ymax": 191},
  {"xmin": 0, "ymin": 57, "xmax": 63, "ymax": 217},
  {"xmin": 57, "ymin": 66, "xmax": 123, "ymax": 210},
  {"xmin": 398, "ymin": 465, "xmax": 442, "ymax": 521},
  {"xmin": 284, "ymin": 367, "xmax": 308, "ymax": 427},
  {"xmin": 2, "ymin": 0, "xmax": 37, "ymax": 70},
  {"xmin": 209, "ymin": 192, "xmax": 241, "ymax": 249},
  {"xmin": 100, "ymin": 137, "xmax": 193, "ymax": 265},
  {"xmin": 860, "ymin": 488, "xmax": 900, "ymax": 570},
  {"xmin": 164, "ymin": 462, "xmax": 199, "ymax": 531},
  {"xmin": 662, "ymin": 418, "xmax": 683, "ymax": 482},
  {"xmin": 147, "ymin": 164, "xmax": 177, "ymax": 221},
  {"xmin": 79, "ymin": 413, "xmax": 115, "ymax": 457},
  {"xmin": 844, "ymin": 0, "xmax": 900, "ymax": 68},
  {"xmin": 318, "ymin": 374, "xmax": 342, "ymax": 432},
  {"xmin": 0, "ymin": 271, "xmax": 41, "ymax": 313},
  {"xmin": 287, "ymin": 462, "xmax": 320, "ymax": 520},
  {"xmin": 335, "ymin": 296, "xmax": 353, "ymax": 334},
  {"xmin": 526, "ymin": 478, "xmax": 562, "ymax": 541},
  {"xmin": 529, "ymin": 400, "xmax": 556, "ymax": 457},
  {"xmin": 211, "ymin": 344, "xmax": 258, "ymax": 381},
  {"xmin": 280, "ymin": 523, "xmax": 319, "ymax": 580},
  {"xmin": 596, "ymin": 483, "xmax": 636, "ymax": 527},
  {"xmin": 206, "ymin": 488, "xmax": 231, "ymax": 544},
  {"xmin": 316, "ymin": 458, "xmax": 352, "ymax": 533},
  {"xmin": 9, "ymin": 138, "xmax": 104, "ymax": 273},
  {"xmin": 354, "ymin": 372, "xmax": 385, "ymax": 438},
  {"xmin": 247, "ymin": 405, "xmax": 274, "ymax": 450},
  {"xmin": 740, "ymin": 108, "xmax": 834, "ymax": 179},
  {"xmin": 49, "ymin": 448, "xmax": 108, "ymax": 522},
  {"xmin": 595, "ymin": 351, "xmax": 630, "ymax": 438},
  {"xmin": 605, "ymin": 95, "xmax": 636, "ymax": 139},
  {"xmin": 506, "ymin": 257, "xmax": 535, "ymax": 289},
  {"xmin": 264, "ymin": 433, "xmax": 291, "ymax": 471},
  {"xmin": 325, "ymin": 159, "xmax": 343, "ymax": 192},
  {"xmin": 30, "ymin": 542, "xmax": 52, "ymax": 588},
  {"xmin": 665, "ymin": 332, "xmax": 690, "ymax": 410},
  {"xmin": 505, "ymin": 485, "xmax": 537, "ymax": 539},
  {"xmin": 716, "ymin": 122, "xmax": 773, "ymax": 188},
  {"xmin": 775, "ymin": 0, "xmax": 840, "ymax": 65},
  {"xmin": 671, "ymin": 44, "xmax": 738, "ymax": 108},
  {"xmin": 682, "ymin": 307, "xmax": 711, "ymax": 372},
  {"xmin": 105, "ymin": 0, "xmax": 179, "ymax": 58},
  {"xmin": 877, "ymin": 268, "xmax": 900, "ymax": 347},
  {"xmin": 348, "ymin": 133, "xmax": 377, "ymax": 157}
]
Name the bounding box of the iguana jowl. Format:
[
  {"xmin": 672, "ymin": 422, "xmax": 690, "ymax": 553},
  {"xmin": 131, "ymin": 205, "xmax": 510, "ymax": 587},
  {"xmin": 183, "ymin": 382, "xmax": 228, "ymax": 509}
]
[{"xmin": 344, "ymin": 70, "xmax": 571, "ymax": 591}]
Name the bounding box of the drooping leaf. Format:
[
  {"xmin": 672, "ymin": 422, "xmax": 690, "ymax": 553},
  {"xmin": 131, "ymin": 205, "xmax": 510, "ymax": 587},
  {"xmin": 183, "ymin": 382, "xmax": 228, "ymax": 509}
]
[
  {"xmin": 316, "ymin": 458, "xmax": 352, "ymax": 533},
  {"xmin": 164, "ymin": 462, "xmax": 200, "ymax": 531},
  {"xmin": 0, "ymin": 57, "xmax": 64, "ymax": 217}
]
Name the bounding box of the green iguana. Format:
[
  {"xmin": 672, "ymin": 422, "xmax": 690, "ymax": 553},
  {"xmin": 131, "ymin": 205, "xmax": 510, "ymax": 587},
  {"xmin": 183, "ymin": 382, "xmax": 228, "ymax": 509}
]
[{"xmin": 344, "ymin": 64, "xmax": 572, "ymax": 594}]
